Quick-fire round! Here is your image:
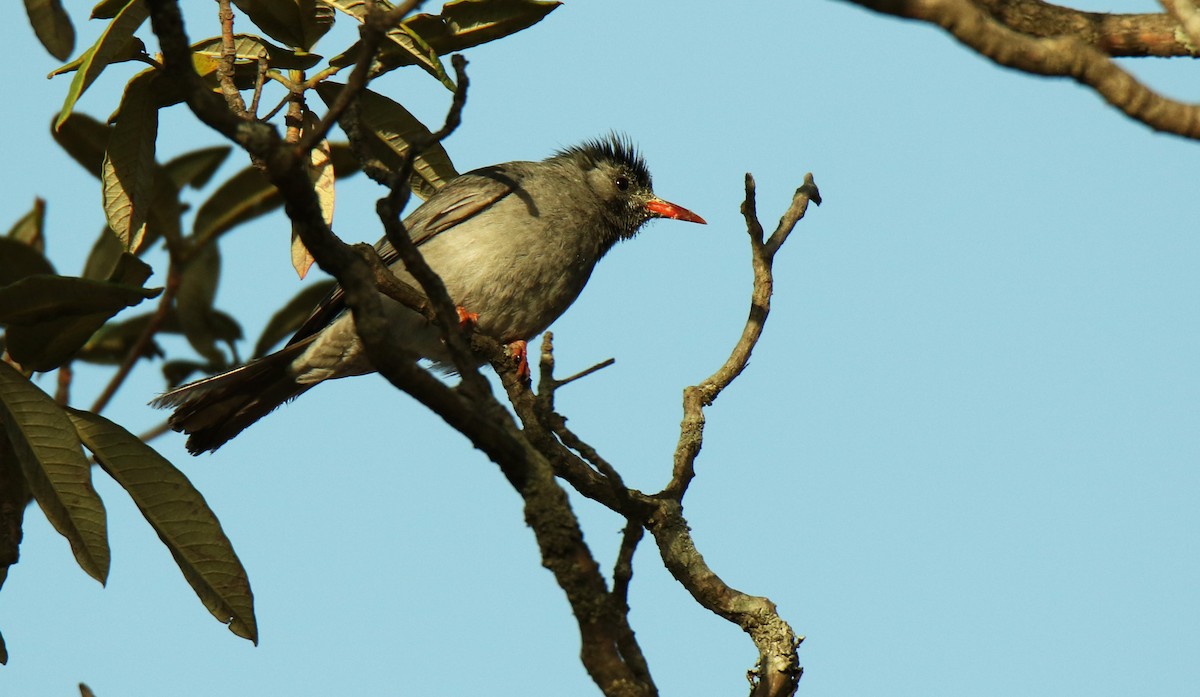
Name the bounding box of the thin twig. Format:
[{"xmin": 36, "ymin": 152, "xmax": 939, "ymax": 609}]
[
  {"xmin": 215, "ymin": 0, "xmax": 249, "ymax": 117},
  {"xmin": 661, "ymin": 173, "xmax": 820, "ymax": 500},
  {"xmin": 249, "ymin": 54, "xmax": 268, "ymax": 117},
  {"xmin": 90, "ymin": 266, "xmax": 181, "ymax": 415}
]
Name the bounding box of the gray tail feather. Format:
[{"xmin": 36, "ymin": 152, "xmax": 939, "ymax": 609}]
[{"xmin": 151, "ymin": 341, "xmax": 313, "ymax": 455}]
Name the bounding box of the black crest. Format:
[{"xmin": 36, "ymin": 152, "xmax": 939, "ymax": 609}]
[{"xmin": 554, "ymin": 133, "xmax": 652, "ymax": 189}]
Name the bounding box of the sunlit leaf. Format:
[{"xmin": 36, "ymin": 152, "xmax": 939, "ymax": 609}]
[
  {"xmin": 231, "ymin": 0, "xmax": 333, "ymax": 51},
  {"xmin": 191, "ymin": 33, "xmax": 322, "ymax": 69},
  {"xmin": 291, "ymin": 111, "xmax": 334, "ymax": 279},
  {"xmin": 254, "ymin": 278, "xmax": 335, "ymax": 357},
  {"xmin": 6, "ymin": 200, "xmax": 48, "ymax": 255},
  {"xmin": 69, "ymin": 409, "xmax": 258, "ymax": 644},
  {"xmin": 0, "ymin": 363, "xmax": 109, "ymax": 584},
  {"xmin": 24, "ymin": 0, "xmax": 75, "ymax": 61},
  {"xmin": 53, "ymin": 0, "xmax": 149, "ymax": 131},
  {"xmin": 314, "ymin": 82, "xmax": 458, "ymax": 199},
  {"xmin": 101, "ymin": 71, "xmax": 159, "ymax": 253}
]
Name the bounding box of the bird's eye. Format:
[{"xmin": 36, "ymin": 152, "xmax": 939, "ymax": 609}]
[{"xmin": 615, "ymin": 175, "xmax": 630, "ymax": 192}]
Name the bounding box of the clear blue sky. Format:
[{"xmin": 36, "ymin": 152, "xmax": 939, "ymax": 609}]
[{"xmin": 4, "ymin": 1, "xmax": 1199, "ymax": 695}]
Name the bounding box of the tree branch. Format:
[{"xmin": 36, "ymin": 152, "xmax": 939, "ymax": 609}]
[
  {"xmin": 842, "ymin": 0, "xmax": 1200, "ymax": 140},
  {"xmin": 974, "ymin": 0, "xmax": 1197, "ymax": 57}
]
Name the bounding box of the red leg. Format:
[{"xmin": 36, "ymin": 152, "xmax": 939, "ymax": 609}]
[
  {"xmin": 508, "ymin": 340, "xmax": 529, "ymax": 380},
  {"xmin": 456, "ymin": 306, "xmax": 479, "ymax": 327}
]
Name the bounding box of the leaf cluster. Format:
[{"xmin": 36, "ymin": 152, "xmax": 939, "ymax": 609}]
[{"xmin": 3, "ymin": 0, "xmax": 559, "ymax": 666}]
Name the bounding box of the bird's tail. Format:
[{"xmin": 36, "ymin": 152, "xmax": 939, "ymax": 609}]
[{"xmin": 151, "ymin": 341, "xmax": 312, "ymax": 454}]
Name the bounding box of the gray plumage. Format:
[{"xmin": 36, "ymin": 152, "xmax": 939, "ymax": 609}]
[{"xmin": 152, "ymin": 135, "xmax": 705, "ymax": 454}]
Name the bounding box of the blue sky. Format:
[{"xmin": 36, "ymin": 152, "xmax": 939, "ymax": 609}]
[{"xmin": 3, "ymin": 1, "xmax": 1199, "ymax": 695}]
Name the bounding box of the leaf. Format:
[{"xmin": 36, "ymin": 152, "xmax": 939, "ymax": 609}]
[
  {"xmin": 163, "ymin": 146, "xmax": 231, "ymax": 190},
  {"xmin": 7, "ymin": 198, "xmax": 47, "ymax": 253},
  {"xmin": 190, "ymin": 33, "xmax": 322, "ymax": 69},
  {"xmin": 330, "ymin": 0, "xmax": 559, "ymax": 76},
  {"xmin": 384, "ymin": 24, "xmax": 455, "ymax": 90},
  {"xmin": 314, "ymin": 82, "xmax": 458, "ymax": 199},
  {"xmin": 0, "ymin": 627, "xmax": 6, "ymax": 664},
  {"xmin": 192, "ymin": 166, "xmax": 281, "ymax": 242},
  {"xmin": 79, "ymin": 308, "xmax": 241, "ymax": 365},
  {"xmin": 51, "ymin": 112, "xmax": 111, "ymax": 178},
  {"xmin": 231, "ymin": 0, "xmax": 333, "ymax": 51},
  {"xmin": 0, "ymin": 276, "xmax": 158, "ymax": 325},
  {"xmin": 0, "ymin": 239, "xmax": 56, "ymax": 288},
  {"xmin": 24, "ymin": 0, "xmax": 75, "ymax": 61},
  {"xmin": 81, "ymin": 227, "xmax": 125, "ymax": 281},
  {"xmin": 101, "ymin": 71, "xmax": 159, "ymax": 253},
  {"xmin": 54, "ymin": 0, "xmax": 149, "ymax": 131},
  {"xmin": 79, "ymin": 683, "xmax": 95, "ymax": 697},
  {"xmin": 409, "ymin": 0, "xmax": 561, "ymax": 52},
  {"xmin": 254, "ymin": 278, "xmax": 335, "ymax": 357},
  {"xmin": 49, "ymin": 37, "xmax": 146, "ymax": 78},
  {"xmin": 69, "ymin": 409, "xmax": 258, "ymax": 644},
  {"xmin": 0, "ymin": 275, "xmax": 161, "ymax": 371},
  {"xmin": 92, "ymin": 0, "xmax": 128, "ymax": 19},
  {"xmin": 0, "ymin": 363, "xmax": 109, "ymax": 584},
  {"xmin": 292, "ymin": 111, "xmax": 333, "ymax": 279},
  {"xmin": 175, "ymin": 243, "xmax": 226, "ymax": 365}
]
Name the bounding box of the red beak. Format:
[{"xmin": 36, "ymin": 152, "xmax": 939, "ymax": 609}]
[{"xmin": 646, "ymin": 197, "xmax": 706, "ymax": 224}]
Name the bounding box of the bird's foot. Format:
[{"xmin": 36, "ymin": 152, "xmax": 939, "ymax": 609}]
[
  {"xmin": 508, "ymin": 340, "xmax": 529, "ymax": 380},
  {"xmin": 456, "ymin": 306, "xmax": 479, "ymax": 328}
]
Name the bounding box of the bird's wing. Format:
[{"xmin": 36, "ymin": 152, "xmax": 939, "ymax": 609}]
[{"xmin": 285, "ymin": 166, "xmax": 521, "ymax": 347}]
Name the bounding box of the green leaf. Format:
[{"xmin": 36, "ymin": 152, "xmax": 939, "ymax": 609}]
[
  {"xmin": 386, "ymin": 23, "xmax": 455, "ymax": 90},
  {"xmin": 254, "ymin": 278, "xmax": 335, "ymax": 357},
  {"xmin": 0, "ymin": 237, "xmax": 56, "ymax": 284},
  {"xmin": 0, "ymin": 275, "xmax": 161, "ymax": 371},
  {"xmin": 330, "ymin": 0, "xmax": 559, "ymax": 76},
  {"xmin": 51, "ymin": 113, "xmax": 111, "ymax": 178},
  {"xmin": 231, "ymin": 0, "xmax": 333, "ymax": 51},
  {"xmin": 0, "ymin": 238, "xmax": 56, "ymax": 287},
  {"xmin": 7, "ymin": 198, "xmax": 47, "ymax": 254},
  {"xmin": 53, "ymin": 0, "xmax": 149, "ymax": 131},
  {"xmin": 81, "ymin": 227, "xmax": 125, "ymax": 281},
  {"xmin": 0, "ymin": 363, "xmax": 109, "ymax": 584},
  {"xmin": 91, "ymin": 0, "xmax": 128, "ymax": 19},
  {"xmin": 101, "ymin": 71, "xmax": 159, "ymax": 253},
  {"xmin": 49, "ymin": 36, "xmax": 146, "ymax": 78},
  {"xmin": 192, "ymin": 166, "xmax": 281, "ymax": 242},
  {"xmin": 175, "ymin": 243, "xmax": 226, "ymax": 365},
  {"xmin": 314, "ymin": 82, "xmax": 458, "ymax": 199},
  {"xmin": 163, "ymin": 146, "xmax": 231, "ymax": 190},
  {"xmin": 24, "ymin": 0, "xmax": 75, "ymax": 61},
  {"xmin": 79, "ymin": 307, "xmax": 241, "ymax": 365},
  {"xmin": 69, "ymin": 409, "xmax": 258, "ymax": 644},
  {"xmin": 190, "ymin": 33, "xmax": 322, "ymax": 69},
  {"xmin": 409, "ymin": 0, "xmax": 561, "ymax": 53}
]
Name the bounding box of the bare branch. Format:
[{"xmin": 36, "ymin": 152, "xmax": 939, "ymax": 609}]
[
  {"xmin": 215, "ymin": 0, "xmax": 249, "ymax": 117},
  {"xmin": 974, "ymin": 0, "xmax": 1197, "ymax": 57},
  {"xmin": 1159, "ymin": 0, "xmax": 1200, "ymax": 48},
  {"xmin": 662, "ymin": 173, "xmax": 821, "ymax": 499},
  {"xmin": 843, "ymin": 0, "xmax": 1200, "ymax": 139}
]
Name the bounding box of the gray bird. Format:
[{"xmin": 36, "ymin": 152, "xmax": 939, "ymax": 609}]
[{"xmin": 153, "ymin": 134, "xmax": 705, "ymax": 454}]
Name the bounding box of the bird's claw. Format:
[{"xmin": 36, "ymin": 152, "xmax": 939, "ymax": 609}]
[
  {"xmin": 508, "ymin": 340, "xmax": 529, "ymax": 380},
  {"xmin": 456, "ymin": 306, "xmax": 479, "ymax": 328}
]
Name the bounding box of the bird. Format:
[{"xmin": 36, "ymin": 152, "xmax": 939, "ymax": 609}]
[{"xmin": 152, "ymin": 134, "xmax": 706, "ymax": 454}]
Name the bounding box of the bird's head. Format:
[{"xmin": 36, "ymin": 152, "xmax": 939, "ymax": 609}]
[{"xmin": 555, "ymin": 134, "xmax": 706, "ymax": 240}]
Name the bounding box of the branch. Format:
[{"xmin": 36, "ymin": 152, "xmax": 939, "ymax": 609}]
[
  {"xmin": 662, "ymin": 173, "xmax": 820, "ymax": 500},
  {"xmin": 974, "ymin": 0, "xmax": 1197, "ymax": 57},
  {"xmin": 843, "ymin": 0, "xmax": 1200, "ymax": 140},
  {"xmin": 1159, "ymin": 0, "xmax": 1200, "ymax": 48}
]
